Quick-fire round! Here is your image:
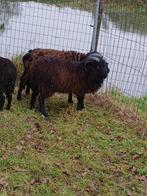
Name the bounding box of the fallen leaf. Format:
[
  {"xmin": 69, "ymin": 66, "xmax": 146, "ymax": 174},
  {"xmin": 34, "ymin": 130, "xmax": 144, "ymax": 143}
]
[
  {"xmin": 2, "ymin": 154, "xmax": 8, "ymax": 160},
  {"xmin": 30, "ymin": 179, "xmax": 41, "ymax": 186},
  {"xmin": 16, "ymin": 145, "xmax": 23, "ymax": 151},
  {"xmin": 0, "ymin": 178, "xmax": 8, "ymax": 190},
  {"xmin": 133, "ymin": 154, "xmax": 141, "ymax": 160},
  {"xmin": 20, "ymin": 140, "xmax": 25, "ymax": 145},
  {"xmin": 127, "ymin": 191, "xmax": 132, "ymax": 196},
  {"xmin": 63, "ymin": 170, "xmax": 70, "ymax": 177},
  {"xmin": 123, "ymin": 160, "xmax": 129, "ymax": 165},
  {"xmin": 24, "ymin": 194, "xmax": 30, "ymax": 196},
  {"xmin": 25, "ymin": 134, "xmax": 32, "ymax": 140},
  {"xmin": 81, "ymin": 167, "xmax": 91, "ymax": 177},
  {"xmin": 74, "ymin": 155, "xmax": 81, "ymax": 160},
  {"xmin": 0, "ymin": 144, "xmax": 5, "ymax": 150},
  {"xmin": 116, "ymin": 135, "xmax": 124, "ymax": 142},
  {"xmin": 85, "ymin": 183, "xmax": 98, "ymax": 194},
  {"xmin": 34, "ymin": 141, "xmax": 44, "ymax": 152},
  {"xmin": 34, "ymin": 122, "xmax": 41, "ymax": 131},
  {"xmin": 13, "ymin": 166, "xmax": 27, "ymax": 172},
  {"xmin": 41, "ymin": 177, "xmax": 50, "ymax": 184},
  {"xmin": 55, "ymin": 163, "xmax": 62, "ymax": 168},
  {"xmin": 128, "ymin": 166, "xmax": 137, "ymax": 175},
  {"xmin": 138, "ymin": 175, "xmax": 147, "ymax": 183},
  {"xmin": 57, "ymin": 137, "xmax": 62, "ymax": 141}
]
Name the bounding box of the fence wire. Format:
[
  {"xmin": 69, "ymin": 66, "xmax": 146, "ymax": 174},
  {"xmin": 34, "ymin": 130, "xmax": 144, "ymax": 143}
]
[
  {"xmin": 100, "ymin": 0, "xmax": 147, "ymax": 118},
  {"xmin": 0, "ymin": 0, "xmax": 147, "ymax": 116},
  {"xmin": 0, "ymin": 0, "xmax": 94, "ymax": 55}
]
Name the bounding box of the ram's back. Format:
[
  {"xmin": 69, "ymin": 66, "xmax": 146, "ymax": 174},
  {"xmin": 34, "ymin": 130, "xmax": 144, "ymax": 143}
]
[{"xmin": 23, "ymin": 48, "xmax": 86, "ymax": 68}]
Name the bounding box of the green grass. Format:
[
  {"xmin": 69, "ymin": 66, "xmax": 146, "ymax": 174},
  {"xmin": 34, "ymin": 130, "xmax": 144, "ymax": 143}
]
[
  {"xmin": 0, "ymin": 89, "xmax": 146, "ymax": 195},
  {"xmin": 110, "ymin": 90, "xmax": 147, "ymax": 121},
  {"xmin": 10, "ymin": 0, "xmax": 95, "ymax": 11},
  {"xmin": 39, "ymin": 0, "xmax": 94, "ymax": 10},
  {"xmin": 11, "ymin": 54, "xmax": 24, "ymax": 78},
  {"xmin": 104, "ymin": 0, "xmax": 147, "ymax": 34},
  {"xmin": 3, "ymin": 0, "xmax": 146, "ymax": 35}
]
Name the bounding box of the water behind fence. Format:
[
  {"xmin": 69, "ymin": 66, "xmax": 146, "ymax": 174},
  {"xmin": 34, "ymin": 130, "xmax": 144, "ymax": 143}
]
[{"xmin": 0, "ymin": 0, "xmax": 147, "ymax": 111}]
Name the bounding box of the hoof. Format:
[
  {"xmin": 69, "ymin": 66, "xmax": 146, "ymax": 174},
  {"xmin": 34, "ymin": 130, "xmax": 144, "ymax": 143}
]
[
  {"xmin": 77, "ymin": 110, "xmax": 82, "ymax": 113},
  {"xmin": 41, "ymin": 114, "xmax": 49, "ymax": 121},
  {"xmin": 77, "ymin": 107, "xmax": 85, "ymax": 112}
]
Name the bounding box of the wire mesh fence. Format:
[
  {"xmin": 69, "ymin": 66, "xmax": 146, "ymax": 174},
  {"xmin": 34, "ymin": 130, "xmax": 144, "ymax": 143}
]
[
  {"xmin": 0, "ymin": 0, "xmax": 147, "ymax": 116},
  {"xmin": 0, "ymin": 0, "xmax": 95, "ymax": 56},
  {"xmin": 100, "ymin": 0, "xmax": 147, "ymax": 119},
  {"xmin": 101, "ymin": 0, "xmax": 147, "ymax": 97}
]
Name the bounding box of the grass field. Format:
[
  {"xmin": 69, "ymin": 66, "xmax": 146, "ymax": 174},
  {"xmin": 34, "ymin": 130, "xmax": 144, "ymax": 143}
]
[{"xmin": 0, "ymin": 85, "xmax": 146, "ymax": 195}]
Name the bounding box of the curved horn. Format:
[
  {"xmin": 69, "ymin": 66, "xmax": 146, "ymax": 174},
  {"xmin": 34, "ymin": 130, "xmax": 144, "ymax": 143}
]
[
  {"xmin": 85, "ymin": 52, "xmax": 103, "ymax": 61},
  {"xmin": 85, "ymin": 56, "xmax": 101, "ymax": 63},
  {"xmin": 88, "ymin": 52, "xmax": 102, "ymax": 59}
]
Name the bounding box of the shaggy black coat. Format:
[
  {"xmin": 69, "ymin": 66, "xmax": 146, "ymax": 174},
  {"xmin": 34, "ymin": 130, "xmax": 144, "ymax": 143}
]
[
  {"xmin": 0, "ymin": 57, "xmax": 17, "ymax": 110},
  {"xmin": 17, "ymin": 48, "xmax": 86, "ymax": 102},
  {"xmin": 25, "ymin": 52, "xmax": 109, "ymax": 117}
]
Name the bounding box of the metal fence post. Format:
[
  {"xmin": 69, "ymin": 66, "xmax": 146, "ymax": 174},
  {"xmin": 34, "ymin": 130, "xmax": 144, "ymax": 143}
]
[{"xmin": 90, "ymin": 0, "xmax": 104, "ymax": 52}]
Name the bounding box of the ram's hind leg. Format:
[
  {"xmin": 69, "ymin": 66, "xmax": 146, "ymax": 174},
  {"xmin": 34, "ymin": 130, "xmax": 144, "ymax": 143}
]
[
  {"xmin": 38, "ymin": 89, "xmax": 53, "ymax": 118},
  {"xmin": 6, "ymin": 93, "xmax": 12, "ymax": 110},
  {"xmin": 30, "ymin": 89, "xmax": 39, "ymax": 109},
  {"xmin": 38, "ymin": 95, "xmax": 48, "ymax": 117},
  {"xmin": 25, "ymin": 81, "xmax": 30, "ymax": 95},
  {"xmin": 0, "ymin": 93, "xmax": 5, "ymax": 111},
  {"xmin": 77, "ymin": 95, "xmax": 85, "ymax": 111}
]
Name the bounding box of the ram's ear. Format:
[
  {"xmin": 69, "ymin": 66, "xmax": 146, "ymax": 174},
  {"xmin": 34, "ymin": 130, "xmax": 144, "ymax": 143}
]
[
  {"xmin": 84, "ymin": 60, "xmax": 94, "ymax": 71},
  {"xmin": 84, "ymin": 61, "xmax": 91, "ymax": 72}
]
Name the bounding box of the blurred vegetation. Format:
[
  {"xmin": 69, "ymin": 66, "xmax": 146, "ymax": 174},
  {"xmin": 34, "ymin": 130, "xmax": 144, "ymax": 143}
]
[
  {"xmin": 105, "ymin": 0, "xmax": 147, "ymax": 34},
  {"xmin": 1, "ymin": 0, "xmax": 147, "ymax": 34}
]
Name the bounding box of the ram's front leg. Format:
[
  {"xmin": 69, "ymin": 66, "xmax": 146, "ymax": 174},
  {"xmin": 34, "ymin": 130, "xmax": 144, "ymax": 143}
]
[
  {"xmin": 68, "ymin": 93, "xmax": 73, "ymax": 103},
  {"xmin": 6, "ymin": 93, "xmax": 12, "ymax": 110},
  {"xmin": 17, "ymin": 75, "xmax": 28, "ymax": 101}
]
